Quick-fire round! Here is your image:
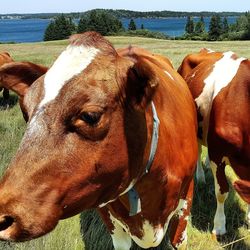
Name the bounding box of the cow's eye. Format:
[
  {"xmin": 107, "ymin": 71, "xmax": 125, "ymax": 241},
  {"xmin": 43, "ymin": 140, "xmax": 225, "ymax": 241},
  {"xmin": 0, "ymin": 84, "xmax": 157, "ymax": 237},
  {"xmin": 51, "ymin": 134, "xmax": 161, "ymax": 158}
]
[{"xmin": 80, "ymin": 112, "xmax": 102, "ymax": 126}]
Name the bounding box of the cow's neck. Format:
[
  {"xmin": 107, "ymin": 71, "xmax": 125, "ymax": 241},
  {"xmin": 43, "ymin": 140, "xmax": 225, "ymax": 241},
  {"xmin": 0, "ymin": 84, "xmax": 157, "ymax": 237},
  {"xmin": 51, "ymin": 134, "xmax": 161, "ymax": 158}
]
[{"xmin": 127, "ymin": 101, "xmax": 160, "ymax": 216}]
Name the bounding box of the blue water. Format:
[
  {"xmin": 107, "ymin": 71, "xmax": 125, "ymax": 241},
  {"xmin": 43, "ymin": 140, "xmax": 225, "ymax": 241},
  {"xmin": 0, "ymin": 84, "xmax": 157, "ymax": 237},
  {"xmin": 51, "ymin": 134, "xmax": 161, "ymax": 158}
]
[
  {"xmin": 0, "ymin": 17, "xmax": 237, "ymax": 43},
  {"xmin": 122, "ymin": 16, "xmax": 237, "ymax": 37},
  {"xmin": 0, "ymin": 19, "xmax": 51, "ymax": 43}
]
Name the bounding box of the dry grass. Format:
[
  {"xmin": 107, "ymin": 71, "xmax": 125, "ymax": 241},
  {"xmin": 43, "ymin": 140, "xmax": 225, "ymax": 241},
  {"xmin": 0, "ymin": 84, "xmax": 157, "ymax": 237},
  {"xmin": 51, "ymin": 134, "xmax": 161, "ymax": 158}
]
[{"xmin": 0, "ymin": 37, "xmax": 250, "ymax": 249}]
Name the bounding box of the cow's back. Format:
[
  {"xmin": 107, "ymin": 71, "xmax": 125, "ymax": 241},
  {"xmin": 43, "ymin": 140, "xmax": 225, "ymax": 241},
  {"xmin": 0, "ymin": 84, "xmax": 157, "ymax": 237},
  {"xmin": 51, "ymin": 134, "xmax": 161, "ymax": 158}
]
[{"xmin": 153, "ymin": 61, "xmax": 198, "ymax": 178}]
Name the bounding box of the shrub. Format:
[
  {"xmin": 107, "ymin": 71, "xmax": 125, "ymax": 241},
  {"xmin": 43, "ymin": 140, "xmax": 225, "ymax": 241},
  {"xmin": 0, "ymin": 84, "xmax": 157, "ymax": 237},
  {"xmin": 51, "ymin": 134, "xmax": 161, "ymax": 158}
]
[
  {"xmin": 128, "ymin": 19, "xmax": 137, "ymax": 31},
  {"xmin": 116, "ymin": 29, "xmax": 170, "ymax": 40}
]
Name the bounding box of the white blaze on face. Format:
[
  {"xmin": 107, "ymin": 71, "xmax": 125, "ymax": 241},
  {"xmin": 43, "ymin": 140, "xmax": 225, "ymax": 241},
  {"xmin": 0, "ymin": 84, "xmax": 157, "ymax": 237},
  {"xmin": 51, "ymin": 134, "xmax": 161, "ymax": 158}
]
[
  {"xmin": 39, "ymin": 45, "xmax": 100, "ymax": 108},
  {"xmin": 24, "ymin": 45, "xmax": 99, "ymax": 139},
  {"xmin": 195, "ymin": 51, "xmax": 245, "ymax": 144}
]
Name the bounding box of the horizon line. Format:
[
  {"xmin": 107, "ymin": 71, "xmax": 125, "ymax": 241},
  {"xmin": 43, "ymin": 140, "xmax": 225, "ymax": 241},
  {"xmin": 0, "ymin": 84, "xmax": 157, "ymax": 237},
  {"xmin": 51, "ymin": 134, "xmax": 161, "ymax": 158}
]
[{"xmin": 0, "ymin": 8, "xmax": 248, "ymax": 15}]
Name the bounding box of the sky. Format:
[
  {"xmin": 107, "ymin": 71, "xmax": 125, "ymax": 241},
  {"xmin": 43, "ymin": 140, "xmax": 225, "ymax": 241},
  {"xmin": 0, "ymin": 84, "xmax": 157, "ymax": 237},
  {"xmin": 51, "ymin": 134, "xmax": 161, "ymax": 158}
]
[{"xmin": 0, "ymin": 0, "xmax": 249, "ymax": 14}]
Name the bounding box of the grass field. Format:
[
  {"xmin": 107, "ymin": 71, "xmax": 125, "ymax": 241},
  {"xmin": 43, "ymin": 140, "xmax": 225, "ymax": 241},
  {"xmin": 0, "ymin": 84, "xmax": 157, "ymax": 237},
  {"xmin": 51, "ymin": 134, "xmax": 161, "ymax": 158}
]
[{"xmin": 0, "ymin": 37, "xmax": 250, "ymax": 250}]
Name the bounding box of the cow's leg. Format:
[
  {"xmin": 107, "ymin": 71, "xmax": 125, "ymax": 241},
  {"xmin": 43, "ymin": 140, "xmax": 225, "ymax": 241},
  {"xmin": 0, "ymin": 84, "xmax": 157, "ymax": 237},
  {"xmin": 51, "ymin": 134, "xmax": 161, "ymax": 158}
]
[
  {"xmin": 210, "ymin": 160, "xmax": 229, "ymax": 236},
  {"xmin": 98, "ymin": 208, "xmax": 132, "ymax": 250},
  {"xmin": 169, "ymin": 179, "xmax": 194, "ymax": 250},
  {"xmin": 196, "ymin": 143, "xmax": 206, "ymax": 184}
]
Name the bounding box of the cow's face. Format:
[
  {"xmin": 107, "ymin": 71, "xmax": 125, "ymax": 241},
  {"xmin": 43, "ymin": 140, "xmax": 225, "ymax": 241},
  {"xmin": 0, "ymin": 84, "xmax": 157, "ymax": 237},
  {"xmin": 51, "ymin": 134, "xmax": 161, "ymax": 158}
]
[{"xmin": 0, "ymin": 32, "xmax": 158, "ymax": 241}]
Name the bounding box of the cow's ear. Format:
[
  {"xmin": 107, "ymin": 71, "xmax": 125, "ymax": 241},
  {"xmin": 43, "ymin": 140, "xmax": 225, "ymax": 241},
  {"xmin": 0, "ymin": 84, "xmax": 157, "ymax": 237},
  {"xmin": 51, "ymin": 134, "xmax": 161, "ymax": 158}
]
[
  {"xmin": 127, "ymin": 57, "xmax": 159, "ymax": 110},
  {"xmin": 0, "ymin": 62, "xmax": 48, "ymax": 97}
]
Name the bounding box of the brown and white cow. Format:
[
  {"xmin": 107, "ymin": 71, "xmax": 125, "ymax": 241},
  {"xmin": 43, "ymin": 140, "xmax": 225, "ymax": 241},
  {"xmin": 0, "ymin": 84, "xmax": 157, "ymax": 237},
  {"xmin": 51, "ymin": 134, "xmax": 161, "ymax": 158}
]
[
  {"xmin": 0, "ymin": 61, "xmax": 47, "ymax": 121},
  {"xmin": 0, "ymin": 32, "xmax": 197, "ymax": 249},
  {"xmin": 178, "ymin": 48, "xmax": 250, "ymax": 236},
  {"xmin": 0, "ymin": 52, "xmax": 14, "ymax": 100}
]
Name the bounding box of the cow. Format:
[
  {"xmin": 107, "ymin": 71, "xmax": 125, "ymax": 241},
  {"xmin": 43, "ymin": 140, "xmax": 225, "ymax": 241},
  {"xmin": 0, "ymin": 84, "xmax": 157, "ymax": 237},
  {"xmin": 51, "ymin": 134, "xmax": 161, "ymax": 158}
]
[
  {"xmin": 0, "ymin": 52, "xmax": 14, "ymax": 101},
  {"xmin": 0, "ymin": 61, "xmax": 47, "ymax": 121},
  {"xmin": 0, "ymin": 32, "xmax": 197, "ymax": 250},
  {"xmin": 178, "ymin": 48, "xmax": 250, "ymax": 237}
]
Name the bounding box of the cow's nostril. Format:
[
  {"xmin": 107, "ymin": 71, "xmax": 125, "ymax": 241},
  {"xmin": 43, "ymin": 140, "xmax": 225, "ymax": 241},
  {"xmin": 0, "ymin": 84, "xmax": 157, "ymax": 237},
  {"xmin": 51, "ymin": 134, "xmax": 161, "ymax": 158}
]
[{"xmin": 0, "ymin": 216, "xmax": 14, "ymax": 231}]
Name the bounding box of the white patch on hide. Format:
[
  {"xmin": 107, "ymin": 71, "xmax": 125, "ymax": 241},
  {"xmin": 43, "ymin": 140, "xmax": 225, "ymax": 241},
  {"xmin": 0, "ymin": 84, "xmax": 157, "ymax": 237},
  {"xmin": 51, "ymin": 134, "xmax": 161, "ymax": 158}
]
[
  {"xmin": 195, "ymin": 51, "xmax": 245, "ymax": 144},
  {"xmin": 108, "ymin": 198, "xmax": 188, "ymax": 249},
  {"xmin": 109, "ymin": 212, "xmax": 132, "ymax": 250}
]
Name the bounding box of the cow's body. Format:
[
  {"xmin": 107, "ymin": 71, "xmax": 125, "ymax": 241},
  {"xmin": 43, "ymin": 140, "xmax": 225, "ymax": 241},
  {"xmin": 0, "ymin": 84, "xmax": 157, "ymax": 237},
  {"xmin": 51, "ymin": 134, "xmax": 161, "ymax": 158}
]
[
  {"xmin": 0, "ymin": 32, "xmax": 197, "ymax": 249},
  {"xmin": 178, "ymin": 48, "xmax": 250, "ymax": 236},
  {"xmin": 0, "ymin": 52, "xmax": 13, "ymax": 100}
]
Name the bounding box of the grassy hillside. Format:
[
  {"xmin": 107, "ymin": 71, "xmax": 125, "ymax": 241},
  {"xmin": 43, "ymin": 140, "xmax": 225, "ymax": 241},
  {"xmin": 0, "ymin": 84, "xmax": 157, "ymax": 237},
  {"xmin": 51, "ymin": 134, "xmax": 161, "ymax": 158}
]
[{"xmin": 0, "ymin": 37, "xmax": 250, "ymax": 250}]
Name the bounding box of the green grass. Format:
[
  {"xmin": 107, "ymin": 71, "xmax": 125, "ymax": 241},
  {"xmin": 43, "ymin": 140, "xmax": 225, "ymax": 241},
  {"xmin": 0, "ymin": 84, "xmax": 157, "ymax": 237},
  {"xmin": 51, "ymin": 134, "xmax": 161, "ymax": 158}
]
[{"xmin": 1, "ymin": 37, "xmax": 250, "ymax": 250}]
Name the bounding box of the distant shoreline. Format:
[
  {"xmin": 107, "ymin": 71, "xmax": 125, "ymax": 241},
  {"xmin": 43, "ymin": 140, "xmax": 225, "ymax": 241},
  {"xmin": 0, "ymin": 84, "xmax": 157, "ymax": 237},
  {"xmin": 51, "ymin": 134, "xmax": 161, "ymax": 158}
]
[
  {"xmin": 0, "ymin": 16, "xmax": 238, "ymax": 43},
  {"xmin": 0, "ymin": 9, "xmax": 245, "ymax": 20}
]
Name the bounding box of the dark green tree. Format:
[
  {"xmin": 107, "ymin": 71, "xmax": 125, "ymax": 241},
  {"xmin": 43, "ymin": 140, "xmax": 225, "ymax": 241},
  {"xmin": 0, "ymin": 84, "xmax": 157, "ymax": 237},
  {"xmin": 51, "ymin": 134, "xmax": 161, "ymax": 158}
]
[
  {"xmin": 44, "ymin": 14, "xmax": 75, "ymax": 41},
  {"xmin": 195, "ymin": 16, "xmax": 205, "ymax": 34},
  {"xmin": 77, "ymin": 17, "xmax": 89, "ymax": 33},
  {"xmin": 68, "ymin": 17, "xmax": 76, "ymax": 32},
  {"xmin": 208, "ymin": 15, "xmax": 223, "ymax": 40},
  {"xmin": 185, "ymin": 16, "xmax": 194, "ymax": 34},
  {"xmin": 222, "ymin": 17, "xmax": 229, "ymax": 34},
  {"xmin": 44, "ymin": 22, "xmax": 57, "ymax": 41},
  {"xmin": 128, "ymin": 19, "xmax": 137, "ymax": 30},
  {"xmin": 232, "ymin": 15, "xmax": 248, "ymax": 32},
  {"xmin": 244, "ymin": 12, "xmax": 250, "ymax": 39},
  {"xmin": 77, "ymin": 10, "xmax": 124, "ymax": 35}
]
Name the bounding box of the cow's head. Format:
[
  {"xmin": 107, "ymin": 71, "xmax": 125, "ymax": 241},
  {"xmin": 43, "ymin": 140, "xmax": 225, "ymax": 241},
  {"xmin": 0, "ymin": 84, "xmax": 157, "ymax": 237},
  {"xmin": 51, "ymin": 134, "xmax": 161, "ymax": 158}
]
[{"xmin": 0, "ymin": 32, "xmax": 159, "ymax": 241}]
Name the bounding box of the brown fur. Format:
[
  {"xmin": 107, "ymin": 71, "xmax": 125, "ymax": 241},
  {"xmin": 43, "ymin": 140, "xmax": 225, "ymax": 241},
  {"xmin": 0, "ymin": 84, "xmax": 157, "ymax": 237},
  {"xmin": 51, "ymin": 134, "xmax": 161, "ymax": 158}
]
[
  {"xmin": 178, "ymin": 49, "xmax": 250, "ymax": 233},
  {"xmin": 0, "ymin": 62, "xmax": 48, "ymax": 121},
  {"xmin": 0, "ymin": 32, "xmax": 197, "ymax": 249}
]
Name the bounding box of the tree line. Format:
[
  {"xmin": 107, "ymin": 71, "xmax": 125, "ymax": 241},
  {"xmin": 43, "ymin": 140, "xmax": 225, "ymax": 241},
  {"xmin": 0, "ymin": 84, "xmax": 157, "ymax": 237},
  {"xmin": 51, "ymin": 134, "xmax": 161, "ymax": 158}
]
[
  {"xmin": 44, "ymin": 11, "xmax": 124, "ymax": 41},
  {"xmin": 184, "ymin": 12, "xmax": 250, "ymax": 40},
  {"xmin": 1, "ymin": 10, "xmax": 244, "ymax": 20},
  {"xmin": 44, "ymin": 9, "xmax": 250, "ymax": 42},
  {"xmin": 44, "ymin": 10, "xmax": 169, "ymax": 41}
]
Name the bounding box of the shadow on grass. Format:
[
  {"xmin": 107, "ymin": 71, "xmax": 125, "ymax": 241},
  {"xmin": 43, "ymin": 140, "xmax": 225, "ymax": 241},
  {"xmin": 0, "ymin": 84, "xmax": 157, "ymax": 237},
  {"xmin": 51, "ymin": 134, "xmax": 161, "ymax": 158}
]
[
  {"xmin": 192, "ymin": 167, "xmax": 250, "ymax": 250},
  {"xmin": 0, "ymin": 95, "xmax": 18, "ymax": 110}
]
